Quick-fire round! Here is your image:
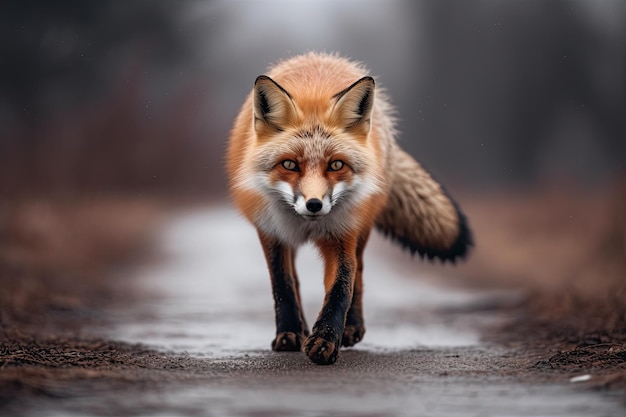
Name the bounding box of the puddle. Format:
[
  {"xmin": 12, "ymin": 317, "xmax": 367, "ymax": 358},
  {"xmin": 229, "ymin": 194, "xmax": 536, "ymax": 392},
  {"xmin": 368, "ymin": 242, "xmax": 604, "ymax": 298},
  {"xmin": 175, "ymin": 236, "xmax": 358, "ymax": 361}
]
[{"xmin": 108, "ymin": 206, "xmax": 485, "ymax": 357}]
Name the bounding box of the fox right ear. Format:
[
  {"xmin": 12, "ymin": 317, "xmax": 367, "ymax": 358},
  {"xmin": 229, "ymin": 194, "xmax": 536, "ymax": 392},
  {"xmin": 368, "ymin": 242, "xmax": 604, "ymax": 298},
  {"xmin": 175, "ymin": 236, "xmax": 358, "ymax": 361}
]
[{"xmin": 253, "ymin": 75, "xmax": 297, "ymax": 133}]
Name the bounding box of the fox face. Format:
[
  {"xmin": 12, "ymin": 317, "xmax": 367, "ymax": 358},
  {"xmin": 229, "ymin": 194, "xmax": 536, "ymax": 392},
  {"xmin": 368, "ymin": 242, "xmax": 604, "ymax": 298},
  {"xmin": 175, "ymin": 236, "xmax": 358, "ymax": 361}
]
[
  {"xmin": 238, "ymin": 75, "xmax": 385, "ymax": 244},
  {"xmin": 259, "ymin": 130, "xmax": 381, "ymax": 225},
  {"xmin": 270, "ymin": 154, "xmax": 350, "ymax": 219}
]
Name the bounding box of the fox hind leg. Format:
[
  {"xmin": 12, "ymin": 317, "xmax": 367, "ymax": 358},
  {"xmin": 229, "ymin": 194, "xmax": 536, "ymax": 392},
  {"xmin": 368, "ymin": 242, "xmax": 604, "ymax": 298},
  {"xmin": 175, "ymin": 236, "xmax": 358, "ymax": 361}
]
[
  {"xmin": 258, "ymin": 232, "xmax": 308, "ymax": 351},
  {"xmin": 290, "ymin": 249, "xmax": 310, "ymax": 338}
]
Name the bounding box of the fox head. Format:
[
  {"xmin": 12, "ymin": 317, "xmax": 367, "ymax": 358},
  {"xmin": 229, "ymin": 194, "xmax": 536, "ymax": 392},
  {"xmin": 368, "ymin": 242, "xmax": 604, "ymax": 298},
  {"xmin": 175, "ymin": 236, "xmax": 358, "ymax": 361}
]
[{"xmin": 249, "ymin": 75, "xmax": 381, "ymax": 222}]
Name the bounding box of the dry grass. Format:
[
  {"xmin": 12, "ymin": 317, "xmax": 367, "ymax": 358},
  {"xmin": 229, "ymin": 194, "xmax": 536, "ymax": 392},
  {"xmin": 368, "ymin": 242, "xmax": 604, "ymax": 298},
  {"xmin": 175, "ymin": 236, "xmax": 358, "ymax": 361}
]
[
  {"xmin": 0, "ymin": 196, "xmax": 177, "ymax": 404},
  {"xmin": 0, "ymin": 197, "xmax": 169, "ymax": 332},
  {"xmin": 456, "ymin": 184, "xmax": 624, "ymax": 292},
  {"xmin": 440, "ymin": 180, "xmax": 626, "ymax": 387}
]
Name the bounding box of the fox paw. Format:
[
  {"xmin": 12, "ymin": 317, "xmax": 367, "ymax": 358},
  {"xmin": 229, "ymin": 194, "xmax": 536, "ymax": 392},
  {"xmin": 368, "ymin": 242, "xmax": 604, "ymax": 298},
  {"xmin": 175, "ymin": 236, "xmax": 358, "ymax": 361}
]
[
  {"xmin": 272, "ymin": 332, "xmax": 305, "ymax": 352},
  {"xmin": 342, "ymin": 324, "xmax": 366, "ymax": 347},
  {"xmin": 303, "ymin": 334, "xmax": 339, "ymax": 365}
]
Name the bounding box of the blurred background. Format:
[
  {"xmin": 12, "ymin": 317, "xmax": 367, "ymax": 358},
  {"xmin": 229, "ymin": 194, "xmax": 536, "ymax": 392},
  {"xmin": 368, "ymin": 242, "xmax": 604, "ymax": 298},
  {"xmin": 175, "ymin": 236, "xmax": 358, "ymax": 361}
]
[
  {"xmin": 2, "ymin": 3, "xmax": 626, "ymax": 407},
  {"xmin": 2, "ymin": 0, "xmax": 624, "ymax": 198},
  {"xmin": 1, "ymin": 3, "xmax": 626, "ymax": 398},
  {"xmin": 1, "ymin": 0, "xmax": 625, "ymax": 325}
]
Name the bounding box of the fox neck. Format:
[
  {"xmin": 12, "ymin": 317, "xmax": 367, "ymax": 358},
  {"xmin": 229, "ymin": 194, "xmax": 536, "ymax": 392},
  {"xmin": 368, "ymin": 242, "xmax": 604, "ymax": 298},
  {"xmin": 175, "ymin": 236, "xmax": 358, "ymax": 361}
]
[{"xmin": 255, "ymin": 193, "xmax": 359, "ymax": 247}]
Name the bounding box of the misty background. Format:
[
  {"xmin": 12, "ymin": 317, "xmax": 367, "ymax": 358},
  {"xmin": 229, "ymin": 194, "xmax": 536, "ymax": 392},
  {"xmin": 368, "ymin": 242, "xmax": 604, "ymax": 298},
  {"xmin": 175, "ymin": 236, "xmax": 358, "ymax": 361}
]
[{"xmin": 1, "ymin": 0, "xmax": 624, "ymax": 198}]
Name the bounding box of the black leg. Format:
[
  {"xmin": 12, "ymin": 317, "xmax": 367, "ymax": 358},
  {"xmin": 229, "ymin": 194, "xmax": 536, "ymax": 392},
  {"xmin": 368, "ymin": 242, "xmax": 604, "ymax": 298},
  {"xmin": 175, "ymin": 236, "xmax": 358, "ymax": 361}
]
[
  {"xmin": 303, "ymin": 237, "xmax": 357, "ymax": 364},
  {"xmin": 343, "ymin": 230, "xmax": 369, "ymax": 347},
  {"xmin": 258, "ymin": 232, "xmax": 307, "ymax": 351}
]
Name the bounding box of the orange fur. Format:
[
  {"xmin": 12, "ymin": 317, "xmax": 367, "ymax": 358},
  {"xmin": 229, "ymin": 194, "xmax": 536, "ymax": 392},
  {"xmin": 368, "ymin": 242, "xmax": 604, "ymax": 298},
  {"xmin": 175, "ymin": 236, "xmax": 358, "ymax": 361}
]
[{"xmin": 226, "ymin": 52, "xmax": 472, "ymax": 365}]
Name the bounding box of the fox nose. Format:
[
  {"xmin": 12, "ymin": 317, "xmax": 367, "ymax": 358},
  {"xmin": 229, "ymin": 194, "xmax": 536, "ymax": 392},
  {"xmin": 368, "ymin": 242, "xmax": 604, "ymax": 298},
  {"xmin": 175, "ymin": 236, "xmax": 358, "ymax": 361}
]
[{"xmin": 305, "ymin": 198, "xmax": 323, "ymax": 213}]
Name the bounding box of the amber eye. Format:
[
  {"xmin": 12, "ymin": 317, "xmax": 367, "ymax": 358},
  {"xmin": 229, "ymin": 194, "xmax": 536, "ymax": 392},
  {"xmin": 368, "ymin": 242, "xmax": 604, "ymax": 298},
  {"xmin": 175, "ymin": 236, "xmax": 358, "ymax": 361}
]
[
  {"xmin": 328, "ymin": 160, "xmax": 344, "ymax": 171},
  {"xmin": 281, "ymin": 160, "xmax": 298, "ymax": 171}
]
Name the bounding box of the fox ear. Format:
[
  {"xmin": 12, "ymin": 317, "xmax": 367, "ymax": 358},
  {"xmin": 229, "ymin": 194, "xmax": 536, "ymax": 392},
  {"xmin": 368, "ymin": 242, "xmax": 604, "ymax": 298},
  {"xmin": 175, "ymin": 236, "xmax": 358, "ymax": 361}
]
[
  {"xmin": 253, "ymin": 75, "xmax": 296, "ymax": 133},
  {"xmin": 331, "ymin": 76, "xmax": 375, "ymax": 134}
]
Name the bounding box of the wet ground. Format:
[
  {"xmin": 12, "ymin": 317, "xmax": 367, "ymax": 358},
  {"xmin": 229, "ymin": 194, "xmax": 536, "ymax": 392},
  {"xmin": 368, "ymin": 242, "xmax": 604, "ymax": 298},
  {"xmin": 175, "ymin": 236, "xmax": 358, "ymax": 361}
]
[
  {"xmin": 4, "ymin": 205, "xmax": 625, "ymax": 416},
  {"xmin": 108, "ymin": 207, "xmax": 484, "ymax": 355},
  {"xmin": 18, "ymin": 351, "xmax": 625, "ymax": 417}
]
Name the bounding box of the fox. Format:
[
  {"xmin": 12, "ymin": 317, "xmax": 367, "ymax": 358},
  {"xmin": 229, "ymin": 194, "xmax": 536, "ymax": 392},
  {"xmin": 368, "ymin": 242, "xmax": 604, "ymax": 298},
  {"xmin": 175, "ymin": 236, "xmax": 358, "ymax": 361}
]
[{"xmin": 226, "ymin": 52, "xmax": 472, "ymax": 365}]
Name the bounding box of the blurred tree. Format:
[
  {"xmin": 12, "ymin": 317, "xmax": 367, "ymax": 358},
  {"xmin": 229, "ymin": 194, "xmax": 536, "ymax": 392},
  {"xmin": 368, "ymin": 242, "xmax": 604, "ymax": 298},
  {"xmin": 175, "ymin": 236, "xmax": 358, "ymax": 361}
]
[
  {"xmin": 0, "ymin": 0, "xmax": 193, "ymax": 126},
  {"xmin": 408, "ymin": 0, "xmax": 625, "ymax": 186},
  {"xmin": 0, "ymin": 0, "xmax": 222, "ymax": 197}
]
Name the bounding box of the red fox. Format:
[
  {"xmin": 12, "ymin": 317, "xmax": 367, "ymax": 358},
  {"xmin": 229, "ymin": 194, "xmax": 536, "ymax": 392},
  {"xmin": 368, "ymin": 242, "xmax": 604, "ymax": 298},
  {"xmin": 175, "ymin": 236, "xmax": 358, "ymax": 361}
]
[{"xmin": 226, "ymin": 52, "xmax": 472, "ymax": 365}]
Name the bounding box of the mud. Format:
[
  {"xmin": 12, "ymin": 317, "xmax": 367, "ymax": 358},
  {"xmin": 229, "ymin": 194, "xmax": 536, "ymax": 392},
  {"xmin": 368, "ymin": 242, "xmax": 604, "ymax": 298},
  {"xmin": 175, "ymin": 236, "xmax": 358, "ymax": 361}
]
[
  {"xmin": 1, "ymin": 193, "xmax": 625, "ymax": 416},
  {"xmin": 5, "ymin": 346, "xmax": 625, "ymax": 417}
]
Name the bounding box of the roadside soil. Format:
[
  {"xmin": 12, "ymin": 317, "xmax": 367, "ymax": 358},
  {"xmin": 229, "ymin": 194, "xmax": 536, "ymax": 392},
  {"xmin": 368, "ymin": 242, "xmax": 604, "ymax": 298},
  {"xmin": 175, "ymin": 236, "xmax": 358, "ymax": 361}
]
[
  {"xmin": 449, "ymin": 182, "xmax": 626, "ymax": 390},
  {"xmin": 1, "ymin": 186, "xmax": 625, "ymax": 412}
]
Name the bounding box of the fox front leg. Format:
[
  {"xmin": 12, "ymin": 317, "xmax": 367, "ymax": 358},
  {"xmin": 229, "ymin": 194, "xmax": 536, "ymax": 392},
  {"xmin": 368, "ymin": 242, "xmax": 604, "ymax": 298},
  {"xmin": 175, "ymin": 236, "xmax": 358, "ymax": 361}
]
[
  {"xmin": 342, "ymin": 230, "xmax": 369, "ymax": 347},
  {"xmin": 304, "ymin": 237, "xmax": 358, "ymax": 365},
  {"xmin": 258, "ymin": 232, "xmax": 309, "ymax": 351}
]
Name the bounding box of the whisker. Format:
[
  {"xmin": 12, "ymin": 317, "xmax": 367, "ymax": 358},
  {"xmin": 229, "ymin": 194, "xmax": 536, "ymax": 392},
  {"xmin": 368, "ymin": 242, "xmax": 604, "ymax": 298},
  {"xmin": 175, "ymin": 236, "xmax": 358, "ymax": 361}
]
[{"xmin": 331, "ymin": 189, "xmax": 349, "ymax": 206}]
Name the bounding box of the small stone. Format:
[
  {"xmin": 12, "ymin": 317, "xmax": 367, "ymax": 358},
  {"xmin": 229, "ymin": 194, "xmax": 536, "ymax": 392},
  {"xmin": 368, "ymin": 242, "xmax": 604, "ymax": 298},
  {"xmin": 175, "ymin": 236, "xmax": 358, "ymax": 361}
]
[{"xmin": 570, "ymin": 374, "xmax": 591, "ymax": 383}]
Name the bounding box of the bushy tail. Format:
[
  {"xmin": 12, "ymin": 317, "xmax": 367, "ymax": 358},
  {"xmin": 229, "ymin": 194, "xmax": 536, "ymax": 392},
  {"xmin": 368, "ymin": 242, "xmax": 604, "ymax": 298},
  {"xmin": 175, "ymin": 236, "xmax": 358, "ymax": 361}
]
[{"xmin": 375, "ymin": 146, "xmax": 473, "ymax": 262}]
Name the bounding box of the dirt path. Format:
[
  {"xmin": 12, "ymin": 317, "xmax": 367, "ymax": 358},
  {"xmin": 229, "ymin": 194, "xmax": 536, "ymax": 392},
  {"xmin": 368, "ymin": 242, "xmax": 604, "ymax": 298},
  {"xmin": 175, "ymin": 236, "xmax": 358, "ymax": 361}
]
[
  {"xmin": 8, "ymin": 348, "xmax": 624, "ymax": 417},
  {"xmin": 2, "ymin": 202, "xmax": 625, "ymax": 416}
]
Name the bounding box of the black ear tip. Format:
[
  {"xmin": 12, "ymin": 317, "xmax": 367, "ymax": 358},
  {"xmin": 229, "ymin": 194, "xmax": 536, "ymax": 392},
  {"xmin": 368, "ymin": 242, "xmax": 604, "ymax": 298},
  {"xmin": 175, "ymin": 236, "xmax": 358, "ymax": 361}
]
[
  {"xmin": 253, "ymin": 75, "xmax": 292, "ymax": 100},
  {"xmin": 357, "ymin": 76, "xmax": 375, "ymax": 88},
  {"xmin": 255, "ymin": 75, "xmax": 272, "ymax": 86}
]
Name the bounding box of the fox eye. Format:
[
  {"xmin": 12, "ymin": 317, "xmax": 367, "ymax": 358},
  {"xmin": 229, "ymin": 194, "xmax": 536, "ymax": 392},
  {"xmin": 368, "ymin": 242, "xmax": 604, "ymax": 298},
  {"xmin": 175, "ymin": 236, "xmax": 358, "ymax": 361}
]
[
  {"xmin": 328, "ymin": 160, "xmax": 344, "ymax": 171},
  {"xmin": 281, "ymin": 160, "xmax": 298, "ymax": 171}
]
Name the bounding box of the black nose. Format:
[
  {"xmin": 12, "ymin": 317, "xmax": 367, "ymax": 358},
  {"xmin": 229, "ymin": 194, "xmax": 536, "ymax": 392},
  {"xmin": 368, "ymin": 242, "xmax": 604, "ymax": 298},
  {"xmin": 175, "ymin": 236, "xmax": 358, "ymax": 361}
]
[{"xmin": 306, "ymin": 198, "xmax": 323, "ymax": 213}]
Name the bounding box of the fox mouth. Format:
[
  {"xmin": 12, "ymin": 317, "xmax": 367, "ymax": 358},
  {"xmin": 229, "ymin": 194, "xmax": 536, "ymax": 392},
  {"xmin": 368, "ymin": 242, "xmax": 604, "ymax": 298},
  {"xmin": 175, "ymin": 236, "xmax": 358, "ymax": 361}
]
[{"xmin": 301, "ymin": 214, "xmax": 322, "ymax": 221}]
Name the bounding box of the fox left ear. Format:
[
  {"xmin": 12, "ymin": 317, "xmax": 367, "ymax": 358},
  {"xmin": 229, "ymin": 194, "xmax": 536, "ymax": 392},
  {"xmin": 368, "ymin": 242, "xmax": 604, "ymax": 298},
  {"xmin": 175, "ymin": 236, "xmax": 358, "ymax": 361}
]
[{"xmin": 331, "ymin": 76, "xmax": 375, "ymax": 135}]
